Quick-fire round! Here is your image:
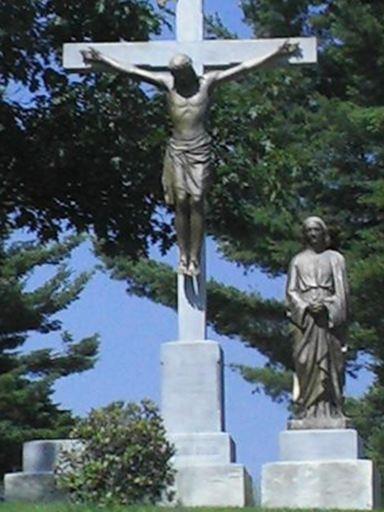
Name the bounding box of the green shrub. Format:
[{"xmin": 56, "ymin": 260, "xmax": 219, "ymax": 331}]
[{"xmin": 55, "ymin": 400, "xmax": 175, "ymax": 506}]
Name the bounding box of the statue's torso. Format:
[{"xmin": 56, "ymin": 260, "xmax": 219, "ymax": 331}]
[
  {"xmin": 167, "ymin": 77, "xmax": 210, "ymax": 140},
  {"xmin": 294, "ymin": 249, "xmax": 337, "ymax": 295}
]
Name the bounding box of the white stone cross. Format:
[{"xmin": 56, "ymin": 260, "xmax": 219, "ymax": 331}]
[
  {"xmin": 63, "ymin": 0, "xmax": 317, "ymax": 343},
  {"xmin": 63, "ymin": 0, "xmax": 316, "ymax": 76}
]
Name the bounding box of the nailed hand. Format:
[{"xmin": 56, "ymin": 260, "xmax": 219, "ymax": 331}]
[
  {"xmin": 81, "ymin": 47, "xmax": 102, "ymax": 64},
  {"xmin": 278, "ymin": 40, "xmax": 300, "ymax": 57}
]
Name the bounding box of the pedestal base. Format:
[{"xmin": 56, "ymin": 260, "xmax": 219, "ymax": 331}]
[
  {"xmin": 261, "ymin": 429, "xmax": 380, "ymax": 510},
  {"xmin": 174, "ymin": 464, "xmax": 253, "ymax": 507},
  {"xmin": 288, "ymin": 416, "xmax": 353, "ymax": 430},
  {"xmin": 168, "ymin": 432, "xmax": 235, "ymax": 465},
  {"xmin": 162, "ymin": 340, "xmax": 253, "ymax": 507},
  {"xmin": 280, "ymin": 429, "xmax": 363, "ymax": 461},
  {"xmin": 161, "ymin": 340, "xmax": 224, "ymax": 433},
  {"xmin": 262, "ymin": 460, "xmax": 379, "ymax": 509}
]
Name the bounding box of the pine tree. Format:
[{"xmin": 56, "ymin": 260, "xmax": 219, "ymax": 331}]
[{"xmin": 0, "ymin": 234, "xmax": 98, "ymax": 476}]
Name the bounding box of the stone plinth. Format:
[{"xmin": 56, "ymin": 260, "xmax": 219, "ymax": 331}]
[
  {"xmin": 174, "ymin": 464, "xmax": 253, "ymax": 507},
  {"xmin": 168, "ymin": 432, "xmax": 236, "ymax": 466},
  {"xmin": 288, "ymin": 415, "xmax": 353, "ymax": 430},
  {"xmin": 280, "ymin": 429, "xmax": 363, "ymax": 461},
  {"xmin": 162, "ymin": 340, "xmax": 224, "ymax": 433},
  {"xmin": 4, "ymin": 439, "xmax": 79, "ymax": 502},
  {"xmin": 162, "ymin": 340, "xmax": 253, "ymax": 507},
  {"xmin": 262, "ymin": 429, "xmax": 380, "ymax": 509}
]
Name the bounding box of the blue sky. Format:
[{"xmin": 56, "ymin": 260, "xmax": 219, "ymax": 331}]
[{"xmin": 22, "ymin": 0, "xmax": 373, "ymax": 488}]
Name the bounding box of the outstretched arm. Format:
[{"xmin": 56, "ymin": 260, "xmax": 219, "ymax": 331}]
[
  {"xmin": 81, "ymin": 48, "xmax": 172, "ymax": 90},
  {"xmin": 207, "ymin": 41, "xmax": 299, "ymax": 88}
]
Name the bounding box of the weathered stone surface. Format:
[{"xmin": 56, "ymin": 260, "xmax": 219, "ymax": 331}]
[
  {"xmin": 169, "ymin": 432, "xmax": 235, "ymax": 466},
  {"xmin": 4, "ymin": 473, "xmax": 65, "ymax": 503},
  {"xmin": 288, "ymin": 415, "xmax": 353, "ymax": 430},
  {"xmin": 262, "ymin": 460, "xmax": 380, "ymax": 509},
  {"xmin": 280, "ymin": 429, "xmax": 364, "ymax": 461},
  {"xmin": 162, "ymin": 340, "xmax": 253, "ymax": 507},
  {"xmin": 161, "ymin": 341, "xmax": 224, "ymax": 433},
  {"xmin": 178, "ymin": 256, "xmax": 206, "ymax": 341},
  {"xmin": 23, "ymin": 439, "xmax": 80, "ymax": 473},
  {"xmin": 174, "ymin": 464, "xmax": 254, "ymax": 507},
  {"xmin": 4, "ymin": 439, "xmax": 82, "ymax": 502},
  {"xmin": 63, "ymin": 38, "xmax": 317, "ymax": 73}
]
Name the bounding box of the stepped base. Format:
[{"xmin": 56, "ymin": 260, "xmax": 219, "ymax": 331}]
[
  {"xmin": 173, "ymin": 464, "xmax": 253, "ymax": 507},
  {"xmin": 262, "ymin": 429, "xmax": 380, "ymax": 509},
  {"xmin": 262, "ymin": 459, "xmax": 379, "ymax": 509},
  {"xmin": 162, "ymin": 340, "xmax": 253, "ymax": 506}
]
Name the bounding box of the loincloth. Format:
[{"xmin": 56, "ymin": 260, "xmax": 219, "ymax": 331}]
[{"xmin": 162, "ymin": 132, "xmax": 213, "ymax": 205}]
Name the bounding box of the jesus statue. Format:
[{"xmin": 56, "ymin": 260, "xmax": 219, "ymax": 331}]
[{"xmin": 82, "ymin": 42, "xmax": 296, "ymax": 276}]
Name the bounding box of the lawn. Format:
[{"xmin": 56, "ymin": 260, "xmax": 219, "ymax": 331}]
[
  {"xmin": 0, "ymin": 506, "xmax": 376, "ymax": 512},
  {"xmin": 0, "ymin": 506, "xmax": 268, "ymax": 512}
]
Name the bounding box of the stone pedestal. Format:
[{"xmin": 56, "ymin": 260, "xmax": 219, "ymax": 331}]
[
  {"xmin": 162, "ymin": 340, "xmax": 253, "ymax": 506},
  {"xmin": 4, "ymin": 439, "xmax": 78, "ymax": 502},
  {"xmin": 262, "ymin": 429, "xmax": 380, "ymax": 509}
]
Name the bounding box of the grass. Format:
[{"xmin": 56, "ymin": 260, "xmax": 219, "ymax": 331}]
[
  {"xmin": 0, "ymin": 507, "xmax": 263, "ymax": 512},
  {"xmin": 0, "ymin": 506, "xmax": 288, "ymax": 512},
  {"xmin": 0, "ymin": 506, "xmax": 377, "ymax": 512}
]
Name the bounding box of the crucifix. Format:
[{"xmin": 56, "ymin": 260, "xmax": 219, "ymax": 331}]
[{"xmin": 63, "ymin": 0, "xmax": 317, "ymax": 343}]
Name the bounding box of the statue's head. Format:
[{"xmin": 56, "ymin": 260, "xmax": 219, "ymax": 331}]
[
  {"xmin": 169, "ymin": 53, "xmax": 195, "ymax": 78},
  {"xmin": 303, "ymin": 216, "xmax": 331, "ymax": 250}
]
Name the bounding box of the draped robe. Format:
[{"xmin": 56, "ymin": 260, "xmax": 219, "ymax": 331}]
[
  {"xmin": 286, "ymin": 248, "xmax": 349, "ymax": 418},
  {"xmin": 162, "ymin": 132, "xmax": 212, "ymax": 206}
]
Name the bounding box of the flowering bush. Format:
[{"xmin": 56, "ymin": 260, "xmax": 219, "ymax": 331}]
[{"xmin": 56, "ymin": 399, "xmax": 175, "ymax": 506}]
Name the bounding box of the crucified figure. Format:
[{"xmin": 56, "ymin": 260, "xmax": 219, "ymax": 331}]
[{"xmin": 82, "ymin": 42, "xmax": 296, "ymax": 276}]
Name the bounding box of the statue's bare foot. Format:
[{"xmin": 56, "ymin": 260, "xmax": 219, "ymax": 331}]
[
  {"xmin": 188, "ymin": 260, "xmax": 200, "ymax": 277},
  {"xmin": 178, "ymin": 258, "xmax": 189, "ymax": 275}
]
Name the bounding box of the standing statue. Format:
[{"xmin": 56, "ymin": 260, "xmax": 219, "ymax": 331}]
[
  {"xmin": 286, "ymin": 216, "xmax": 349, "ymax": 426},
  {"xmin": 82, "ymin": 43, "xmax": 296, "ymax": 276}
]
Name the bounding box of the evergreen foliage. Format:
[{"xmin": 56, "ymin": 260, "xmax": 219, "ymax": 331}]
[
  {"xmin": 0, "ymin": 235, "xmax": 98, "ymax": 476},
  {"xmin": 0, "ymin": 0, "xmax": 171, "ymax": 256},
  {"xmin": 56, "ymin": 400, "xmax": 175, "ymax": 507}
]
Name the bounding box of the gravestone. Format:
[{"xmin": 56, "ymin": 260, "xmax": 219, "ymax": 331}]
[{"xmin": 4, "ymin": 440, "xmax": 79, "ymax": 502}]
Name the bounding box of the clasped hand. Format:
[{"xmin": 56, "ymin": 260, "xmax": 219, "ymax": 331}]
[{"xmin": 307, "ymin": 301, "xmax": 326, "ymax": 315}]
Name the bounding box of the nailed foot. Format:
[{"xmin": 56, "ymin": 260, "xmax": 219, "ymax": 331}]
[
  {"xmin": 187, "ymin": 260, "xmax": 200, "ymax": 277},
  {"xmin": 178, "ymin": 257, "xmax": 189, "ymax": 275}
]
